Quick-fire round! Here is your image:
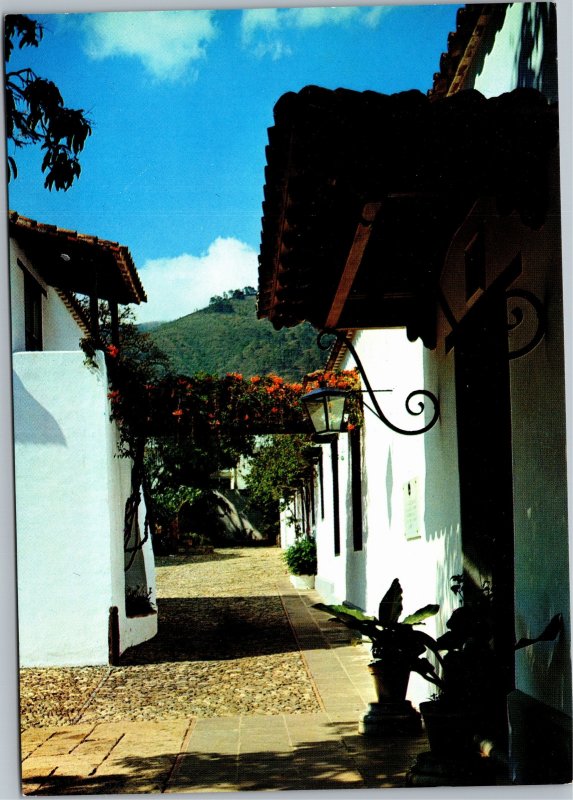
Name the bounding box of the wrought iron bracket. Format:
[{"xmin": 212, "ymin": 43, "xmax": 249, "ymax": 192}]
[
  {"xmin": 506, "ymin": 289, "xmax": 546, "ymax": 360},
  {"xmin": 318, "ymin": 329, "xmax": 440, "ymax": 436}
]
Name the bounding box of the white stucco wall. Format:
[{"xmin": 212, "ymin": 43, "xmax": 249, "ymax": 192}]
[
  {"xmin": 11, "ymin": 234, "xmax": 158, "ymax": 663},
  {"xmin": 506, "ymin": 174, "xmax": 569, "ymax": 715},
  {"xmin": 280, "ymin": 500, "xmax": 298, "ymax": 549},
  {"xmin": 464, "ymin": 2, "xmax": 558, "ymax": 102},
  {"xmin": 13, "ymin": 349, "xmax": 157, "ymax": 665},
  {"xmin": 106, "ymin": 422, "xmax": 158, "ymax": 654},
  {"xmin": 14, "ymin": 350, "xmax": 117, "ymax": 665},
  {"xmin": 312, "ymin": 329, "xmax": 462, "ymax": 708}
]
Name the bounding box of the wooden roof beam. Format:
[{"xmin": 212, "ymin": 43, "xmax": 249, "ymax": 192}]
[{"xmin": 325, "ymin": 202, "xmax": 382, "ymax": 329}]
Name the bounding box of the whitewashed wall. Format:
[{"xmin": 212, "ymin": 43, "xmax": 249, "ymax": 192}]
[
  {"xmin": 107, "ymin": 421, "xmax": 158, "ymax": 654},
  {"xmin": 508, "ymin": 183, "xmax": 570, "ymax": 716},
  {"xmin": 11, "ymin": 230, "xmax": 159, "ymax": 664},
  {"xmin": 15, "ymin": 350, "xmax": 117, "ymax": 665},
  {"xmin": 312, "ymin": 329, "xmax": 463, "ymax": 708},
  {"xmin": 279, "ymin": 501, "xmax": 298, "ymax": 549},
  {"xmin": 465, "ymin": 2, "xmax": 558, "ymax": 102},
  {"xmin": 13, "ymin": 350, "xmax": 157, "ymax": 665}
]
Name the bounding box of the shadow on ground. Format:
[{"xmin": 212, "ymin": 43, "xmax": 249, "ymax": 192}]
[
  {"xmin": 23, "ymin": 722, "xmax": 429, "ymax": 795},
  {"xmin": 154, "ymin": 550, "xmax": 243, "ymax": 568},
  {"xmin": 120, "ymin": 595, "xmax": 314, "ymax": 664}
]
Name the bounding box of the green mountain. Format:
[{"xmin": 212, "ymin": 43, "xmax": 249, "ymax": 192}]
[{"xmin": 145, "ymin": 294, "xmax": 328, "ymax": 381}]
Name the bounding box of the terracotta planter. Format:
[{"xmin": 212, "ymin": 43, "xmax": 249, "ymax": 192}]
[{"xmin": 368, "ymin": 659, "xmax": 410, "ymax": 702}]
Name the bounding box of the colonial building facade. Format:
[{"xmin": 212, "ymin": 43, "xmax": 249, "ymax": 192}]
[
  {"xmin": 261, "ymin": 3, "xmax": 570, "ymax": 785},
  {"xmin": 10, "ymin": 212, "xmax": 157, "ymax": 666}
]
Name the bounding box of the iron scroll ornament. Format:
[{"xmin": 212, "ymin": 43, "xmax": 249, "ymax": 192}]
[
  {"xmin": 506, "ymin": 289, "xmax": 546, "ymax": 360},
  {"xmin": 317, "ymin": 329, "xmax": 440, "ymax": 436}
]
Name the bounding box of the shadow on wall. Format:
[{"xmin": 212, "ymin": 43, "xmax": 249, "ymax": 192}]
[
  {"xmin": 12, "ymin": 371, "xmax": 67, "ymax": 446},
  {"xmin": 434, "ymin": 525, "xmax": 463, "ymax": 623},
  {"xmin": 517, "ymin": 613, "xmax": 572, "ymax": 713},
  {"xmin": 470, "ymin": 3, "xmax": 558, "ymax": 101},
  {"xmin": 515, "ymin": 3, "xmax": 558, "ymax": 100},
  {"xmin": 385, "ymin": 448, "xmax": 393, "ymax": 527}
]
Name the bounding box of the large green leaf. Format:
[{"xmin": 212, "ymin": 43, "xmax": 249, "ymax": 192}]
[
  {"xmin": 401, "ymin": 604, "xmax": 440, "ymax": 625},
  {"xmin": 378, "ymin": 578, "xmax": 403, "ymax": 626},
  {"xmin": 313, "ymin": 603, "xmax": 375, "ymax": 636},
  {"xmin": 410, "ymin": 656, "xmax": 444, "ymax": 688},
  {"xmin": 411, "ymin": 629, "xmax": 446, "ymax": 667},
  {"xmin": 328, "ymin": 604, "xmax": 373, "ymax": 622}
]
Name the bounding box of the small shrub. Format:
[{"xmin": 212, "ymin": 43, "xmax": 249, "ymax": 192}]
[
  {"xmin": 283, "ymin": 537, "xmax": 317, "ymax": 576},
  {"xmin": 125, "ymin": 585, "xmax": 156, "ymax": 617}
]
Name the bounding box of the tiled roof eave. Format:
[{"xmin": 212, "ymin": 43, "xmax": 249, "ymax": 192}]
[
  {"xmin": 8, "ymin": 211, "xmax": 146, "ymax": 305},
  {"xmin": 257, "ymin": 86, "xmax": 558, "ymax": 334},
  {"xmin": 428, "ymin": 4, "xmax": 489, "ymax": 101}
]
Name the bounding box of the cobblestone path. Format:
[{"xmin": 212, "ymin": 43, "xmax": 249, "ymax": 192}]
[{"xmin": 19, "ymin": 547, "xmax": 321, "ymax": 730}]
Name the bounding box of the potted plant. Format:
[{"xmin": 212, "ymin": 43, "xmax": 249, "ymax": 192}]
[
  {"xmin": 125, "ymin": 585, "xmax": 156, "ymax": 618},
  {"xmin": 418, "ymin": 574, "xmax": 564, "ymax": 768},
  {"xmin": 417, "ymin": 574, "xmax": 502, "ymax": 763},
  {"xmin": 314, "ymin": 578, "xmax": 442, "ymax": 733},
  {"xmin": 283, "ymin": 536, "xmax": 317, "ymax": 589}
]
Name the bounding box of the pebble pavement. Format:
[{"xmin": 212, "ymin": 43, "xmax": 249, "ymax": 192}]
[
  {"xmin": 20, "ymin": 546, "xmax": 433, "ymax": 794},
  {"xmin": 19, "ymin": 547, "xmax": 321, "ymax": 730}
]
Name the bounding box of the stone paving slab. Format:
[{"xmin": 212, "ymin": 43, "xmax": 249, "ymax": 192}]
[{"xmin": 20, "ymin": 548, "xmax": 430, "ymax": 794}]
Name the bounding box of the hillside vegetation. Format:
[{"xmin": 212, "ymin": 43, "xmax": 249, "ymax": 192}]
[{"xmin": 146, "ymin": 292, "xmax": 327, "ymax": 381}]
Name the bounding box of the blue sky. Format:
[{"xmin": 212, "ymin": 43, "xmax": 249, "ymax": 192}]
[{"xmin": 6, "ymin": 4, "xmax": 461, "ymax": 322}]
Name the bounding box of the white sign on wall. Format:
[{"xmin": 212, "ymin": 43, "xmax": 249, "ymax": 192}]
[{"xmin": 403, "ymin": 477, "xmax": 422, "ymax": 540}]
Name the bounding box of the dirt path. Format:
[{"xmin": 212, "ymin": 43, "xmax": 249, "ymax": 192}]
[{"xmin": 19, "ymin": 547, "xmax": 321, "ymax": 730}]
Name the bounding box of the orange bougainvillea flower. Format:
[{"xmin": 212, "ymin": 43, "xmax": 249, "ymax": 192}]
[
  {"xmin": 250, "ymin": 376, "xmax": 261, "ymax": 384},
  {"xmin": 106, "ymin": 344, "xmax": 119, "ymax": 358},
  {"xmin": 172, "ymin": 409, "xmax": 184, "ymax": 417}
]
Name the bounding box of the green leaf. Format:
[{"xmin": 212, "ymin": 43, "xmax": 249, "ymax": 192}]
[
  {"xmin": 410, "ymin": 628, "xmax": 445, "ymax": 667},
  {"xmin": 378, "ymin": 578, "xmax": 403, "ymax": 626},
  {"xmin": 313, "ymin": 603, "xmax": 375, "ymax": 635},
  {"xmin": 329, "ymin": 604, "xmax": 373, "ymax": 622},
  {"xmin": 401, "ymin": 604, "xmax": 440, "ymax": 625},
  {"xmin": 410, "ymin": 657, "xmax": 444, "ymax": 688}
]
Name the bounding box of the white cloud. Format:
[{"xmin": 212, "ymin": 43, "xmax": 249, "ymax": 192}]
[
  {"xmin": 83, "ymin": 11, "xmax": 218, "ymax": 81},
  {"xmin": 135, "ymin": 237, "xmax": 259, "ymax": 324},
  {"xmin": 283, "ymin": 7, "xmax": 360, "ymax": 29},
  {"xmin": 241, "ymin": 5, "xmax": 392, "ymax": 58},
  {"xmin": 241, "ymin": 8, "xmax": 281, "ymax": 40}
]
